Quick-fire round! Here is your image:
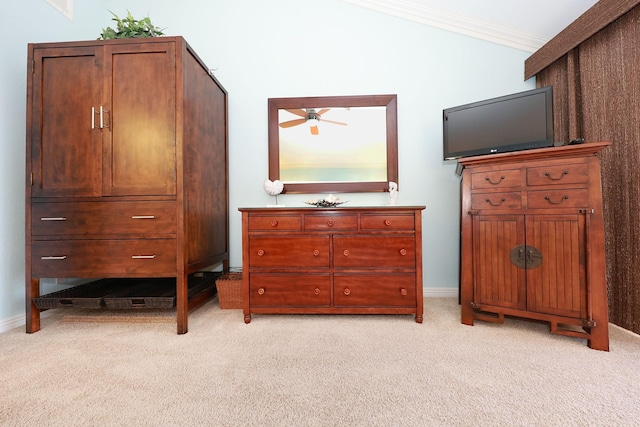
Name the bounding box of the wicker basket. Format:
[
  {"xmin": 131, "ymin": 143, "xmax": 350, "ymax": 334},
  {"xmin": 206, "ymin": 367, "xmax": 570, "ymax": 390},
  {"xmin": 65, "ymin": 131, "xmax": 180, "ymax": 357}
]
[{"xmin": 216, "ymin": 273, "xmax": 243, "ymax": 309}]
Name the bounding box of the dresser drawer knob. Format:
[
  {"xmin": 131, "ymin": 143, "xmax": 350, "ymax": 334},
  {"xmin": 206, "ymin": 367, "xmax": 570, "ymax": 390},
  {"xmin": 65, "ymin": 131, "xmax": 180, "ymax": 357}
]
[
  {"xmin": 313, "ymin": 249, "xmax": 320, "ymax": 256},
  {"xmin": 314, "ymin": 288, "xmax": 321, "ymax": 295},
  {"xmin": 257, "ymin": 249, "xmax": 265, "ymax": 256},
  {"xmin": 327, "ymin": 220, "xmax": 334, "ymax": 227},
  {"xmin": 544, "ymin": 195, "xmax": 569, "ymax": 205},
  {"xmin": 343, "ymin": 249, "xmax": 350, "ymax": 257},
  {"xmin": 384, "ymin": 219, "xmax": 392, "ymax": 226},
  {"xmin": 485, "ymin": 175, "xmax": 505, "ymax": 185},
  {"xmin": 544, "ymin": 170, "xmax": 569, "ymax": 181},
  {"xmin": 400, "ymin": 288, "xmax": 408, "ymax": 296},
  {"xmin": 343, "ymin": 288, "xmax": 351, "ymax": 296},
  {"xmin": 270, "ymin": 220, "xmax": 278, "ymax": 227},
  {"xmin": 257, "ymin": 288, "xmax": 265, "ymax": 295},
  {"xmin": 399, "ymin": 248, "xmax": 407, "ymax": 256}
]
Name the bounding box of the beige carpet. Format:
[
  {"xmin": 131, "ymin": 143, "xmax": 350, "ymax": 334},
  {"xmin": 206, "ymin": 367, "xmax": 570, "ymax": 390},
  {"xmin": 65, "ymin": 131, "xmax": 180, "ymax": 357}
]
[{"xmin": 1, "ymin": 297, "xmax": 639, "ymax": 426}]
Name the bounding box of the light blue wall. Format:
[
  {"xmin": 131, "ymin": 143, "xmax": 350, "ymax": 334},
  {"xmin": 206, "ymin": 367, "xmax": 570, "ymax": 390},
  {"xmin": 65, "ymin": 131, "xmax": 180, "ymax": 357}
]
[{"xmin": 0, "ymin": 0, "xmax": 534, "ymax": 329}]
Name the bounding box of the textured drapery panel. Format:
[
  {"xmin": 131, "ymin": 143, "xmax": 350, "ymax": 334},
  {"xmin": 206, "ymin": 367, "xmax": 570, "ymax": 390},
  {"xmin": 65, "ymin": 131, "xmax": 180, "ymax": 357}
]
[{"xmin": 535, "ymin": 6, "xmax": 640, "ymax": 334}]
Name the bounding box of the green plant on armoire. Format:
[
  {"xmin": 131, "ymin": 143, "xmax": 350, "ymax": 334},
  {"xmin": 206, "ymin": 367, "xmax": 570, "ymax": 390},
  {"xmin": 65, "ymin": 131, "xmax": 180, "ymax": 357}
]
[{"xmin": 98, "ymin": 10, "xmax": 165, "ymax": 40}]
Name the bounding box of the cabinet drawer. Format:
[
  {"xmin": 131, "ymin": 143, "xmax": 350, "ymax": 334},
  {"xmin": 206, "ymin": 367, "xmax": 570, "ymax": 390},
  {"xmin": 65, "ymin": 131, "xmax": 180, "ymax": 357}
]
[
  {"xmin": 333, "ymin": 236, "xmax": 416, "ymax": 268},
  {"xmin": 304, "ymin": 214, "xmax": 358, "ymax": 231},
  {"xmin": 248, "ymin": 215, "xmax": 301, "ymax": 231},
  {"xmin": 360, "ymin": 214, "xmax": 415, "ymax": 230},
  {"xmin": 249, "ymin": 274, "xmax": 331, "ymax": 307},
  {"xmin": 31, "ymin": 239, "xmax": 176, "ymax": 277},
  {"xmin": 31, "ymin": 201, "xmax": 176, "ymax": 236},
  {"xmin": 248, "ymin": 236, "xmax": 329, "ymax": 268},
  {"xmin": 471, "ymin": 192, "xmax": 522, "ymax": 210},
  {"xmin": 333, "ymin": 274, "xmax": 416, "ymax": 307},
  {"xmin": 471, "ymin": 169, "xmax": 521, "ymax": 190},
  {"xmin": 527, "ymin": 189, "xmax": 589, "ymax": 209},
  {"xmin": 526, "ymin": 163, "xmax": 588, "ymax": 186}
]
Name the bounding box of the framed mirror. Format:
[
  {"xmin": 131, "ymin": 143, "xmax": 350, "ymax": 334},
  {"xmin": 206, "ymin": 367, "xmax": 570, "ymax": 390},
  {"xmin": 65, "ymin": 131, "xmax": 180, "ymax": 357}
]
[{"xmin": 268, "ymin": 94, "xmax": 398, "ymax": 194}]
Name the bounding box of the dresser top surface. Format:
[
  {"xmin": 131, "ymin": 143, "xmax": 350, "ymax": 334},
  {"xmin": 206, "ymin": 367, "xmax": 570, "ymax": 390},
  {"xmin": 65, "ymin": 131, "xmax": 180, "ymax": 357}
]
[{"xmin": 239, "ymin": 205, "xmax": 425, "ymax": 213}]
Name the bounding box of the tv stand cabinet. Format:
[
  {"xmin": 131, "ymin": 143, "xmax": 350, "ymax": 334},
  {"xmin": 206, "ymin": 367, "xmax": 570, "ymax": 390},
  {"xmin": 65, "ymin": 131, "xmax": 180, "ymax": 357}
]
[
  {"xmin": 458, "ymin": 142, "xmax": 610, "ymax": 350},
  {"xmin": 239, "ymin": 206, "xmax": 425, "ymax": 323}
]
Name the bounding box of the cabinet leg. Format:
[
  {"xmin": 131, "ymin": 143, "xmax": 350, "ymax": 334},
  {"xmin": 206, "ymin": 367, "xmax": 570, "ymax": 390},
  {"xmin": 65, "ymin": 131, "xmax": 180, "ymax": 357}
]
[
  {"xmin": 244, "ymin": 313, "xmax": 251, "ymax": 324},
  {"xmin": 26, "ymin": 278, "xmax": 41, "ymax": 333},
  {"xmin": 588, "ymin": 325, "xmax": 610, "ymax": 351},
  {"xmin": 176, "ymin": 273, "xmax": 188, "ymax": 335}
]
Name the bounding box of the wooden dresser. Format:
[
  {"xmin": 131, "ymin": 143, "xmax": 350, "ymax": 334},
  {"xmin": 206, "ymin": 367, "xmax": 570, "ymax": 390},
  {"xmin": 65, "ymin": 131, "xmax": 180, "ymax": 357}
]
[
  {"xmin": 458, "ymin": 142, "xmax": 610, "ymax": 350},
  {"xmin": 239, "ymin": 206, "xmax": 425, "ymax": 323},
  {"xmin": 25, "ymin": 37, "xmax": 229, "ymax": 334}
]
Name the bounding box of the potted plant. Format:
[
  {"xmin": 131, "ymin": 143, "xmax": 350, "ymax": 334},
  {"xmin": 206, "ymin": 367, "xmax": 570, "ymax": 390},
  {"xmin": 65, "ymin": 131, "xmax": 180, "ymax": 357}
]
[{"xmin": 98, "ymin": 10, "xmax": 165, "ymax": 40}]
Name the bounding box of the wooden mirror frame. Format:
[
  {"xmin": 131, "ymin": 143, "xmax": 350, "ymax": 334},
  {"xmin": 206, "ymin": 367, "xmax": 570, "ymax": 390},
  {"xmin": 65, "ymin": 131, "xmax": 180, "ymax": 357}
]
[{"xmin": 268, "ymin": 94, "xmax": 398, "ymax": 194}]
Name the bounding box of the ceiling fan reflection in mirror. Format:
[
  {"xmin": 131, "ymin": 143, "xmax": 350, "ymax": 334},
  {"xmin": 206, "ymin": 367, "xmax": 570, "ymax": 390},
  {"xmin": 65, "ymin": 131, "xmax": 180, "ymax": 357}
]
[{"xmin": 279, "ymin": 108, "xmax": 347, "ymax": 135}]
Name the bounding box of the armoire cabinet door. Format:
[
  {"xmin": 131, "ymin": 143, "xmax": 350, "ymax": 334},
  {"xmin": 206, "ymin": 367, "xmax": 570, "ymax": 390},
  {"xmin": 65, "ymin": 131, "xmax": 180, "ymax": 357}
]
[
  {"xmin": 102, "ymin": 43, "xmax": 177, "ymax": 196},
  {"xmin": 525, "ymin": 214, "xmax": 587, "ymax": 319},
  {"xmin": 30, "ymin": 46, "xmax": 102, "ymax": 197},
  {"xmin": 472, "ymin": 214, "xmax": 526, "ymax": 310}
]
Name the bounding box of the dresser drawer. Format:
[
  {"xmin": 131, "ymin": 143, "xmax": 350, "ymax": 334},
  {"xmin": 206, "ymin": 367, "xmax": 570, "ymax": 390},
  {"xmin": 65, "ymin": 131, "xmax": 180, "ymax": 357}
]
[
  {"xmin": 31, "ymin": 201, "xmax": 176, "ymax": 237},
  {"xmin": 526, "ymin": 162, "xmax": 588, "ymax": 186},
  {"xmin": 248, "ymin": 274, "xmax": 331, "ymax": 307},
  {"xmin": 304, "ymin": 214, "xmax": 358, "ymax": 231},
  {"xmin": 31, "ymin": 239, "xmax": 176, "ymax": 277},
  {"xmin": 248, "ymin": 236, "xmax": 329, "ymax": 268},
  {"xmin": 333, "ymin": 236, "xmax": 416, "ymax": 268},
  {"xmin": 527, "ymin": 189, "xmax": 589, "ymax": 209},
  {"xmin": 248, "ymin": 215, "xmax": 301, "ymax": 231},
  {"xmin": 471, "ymin": 168, "xmax": 521, "ymax": 190},
  {"xmin": 471, "ymin": 192, "xmax": 522, "ymax": 210},
  {"xmin": 333, "ymin": 274, "xmax": 416, "ymax": 307},
  {"xmin": 360, "ymin": 214, "xmax": 415, "ymax": 230}
]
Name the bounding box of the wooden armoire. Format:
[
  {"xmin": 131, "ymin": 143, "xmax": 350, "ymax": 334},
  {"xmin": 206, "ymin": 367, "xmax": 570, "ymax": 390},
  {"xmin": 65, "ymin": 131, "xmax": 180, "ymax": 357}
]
[{"xmin": 25, "ymin": 37, "xmax": 229, "ymax": 334}]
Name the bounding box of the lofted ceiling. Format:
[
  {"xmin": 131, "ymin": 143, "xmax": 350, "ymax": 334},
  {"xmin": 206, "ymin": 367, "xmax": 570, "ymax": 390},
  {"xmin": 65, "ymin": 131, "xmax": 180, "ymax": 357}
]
[{"xmin": 340, "ymin": 0, "xmax": 599, "ymax": 52}]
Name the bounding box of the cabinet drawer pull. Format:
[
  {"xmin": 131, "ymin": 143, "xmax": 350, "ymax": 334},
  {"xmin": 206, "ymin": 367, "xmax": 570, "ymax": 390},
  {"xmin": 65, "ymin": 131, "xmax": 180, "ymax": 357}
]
[
  {"xmin": 40, "ymin": 256, "xmax": 67, "ymax": 260},
  {"xmin": 343, "ymin": 249, "xmax": 350, "ymax": 257},
  {"xmin": 327, "ymin": 220, "xmax": 334, "ymax": 227},
  {"xmin": 544, "ymin": 170, "xmax": 569, "ymax": 181},
  {"xmin": 343, "ymin": 288, "xmax": 351, "ymax": 296},
  {"xmin": 270, "ymin": 220, "xmax": 278, "ymax": 227},
  {"xmin": 257, "ymin": 249, "xmax": 265, "ymax": 256},
  {"xmin": 399, "ymin": 248, "xmax": 407, "ymax": 256},
  {"xmin": 544, "ymin": 195, "xmax": 569, "ymax": 205},
  {"xmin": 485, "ymin": 197, "xmax": 506, "ymax": 207},
  {"xmin": 314, "ymin": 288, "xmax": 321, "ymax": 295},
  {"xmin": 131, "ymin": 215, "xmax": 156, "ymax": 219},
  {"xmin": 313, "ymin": 249, "xmax": 320, "ymax": 256},
  {"xmin": 131, "ymin": 255, "xmax": 157, "ymax": 259},
  {"xmin": 384, "ymin": 219, "xmax": 392, "ymax": 226},
  {"xmin": 257, "ymin": 287, "xmax": 265, "ymax": 295},
  {"xmin": 91, "ymin": 106, "xmax": 96, "ymax": 129},
  {"xmin": 40, "ymin": 217, "xmax": 67, "ymax": 221},
  {"xmin": 400, "ymin": 288, "xmax": 408, "ymax": 296},
  {"xmin": 485, "ymin": 175, "xmax": 505, "ymax": 185}
]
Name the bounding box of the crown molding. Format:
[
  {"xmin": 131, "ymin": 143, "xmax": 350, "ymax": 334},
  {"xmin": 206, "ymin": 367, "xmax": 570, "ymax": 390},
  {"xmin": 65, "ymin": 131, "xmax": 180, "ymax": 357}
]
[{"xmin": 341, "ymin": 0, "xmax": 548, "ymax": 52}]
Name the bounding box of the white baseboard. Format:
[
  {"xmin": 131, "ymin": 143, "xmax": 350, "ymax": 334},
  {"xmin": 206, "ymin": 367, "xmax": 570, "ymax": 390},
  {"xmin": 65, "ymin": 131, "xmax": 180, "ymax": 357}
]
[
  {"xmin": 0, "ymin": 310, "xmax": 56, "ymax": 334},
  {"xmin": 424, "ymin": 287, "xmax": 458, "ymax": 298}
]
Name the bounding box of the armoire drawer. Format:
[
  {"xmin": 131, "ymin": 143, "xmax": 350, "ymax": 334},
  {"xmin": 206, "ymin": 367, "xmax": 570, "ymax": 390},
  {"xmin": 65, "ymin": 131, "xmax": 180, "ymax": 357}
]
[
  {"xmin": 333, "ymin": 274, "xmax": 416, "ymax": 307},
  {"xmin": 470, "ymin": 168, "xmax": 521, "ymax": 190},
  {"xmin": 31, "ymin": 201, "xmax": 176, "ymax": 237},
  {"xmin": 248, "ymin": 236, "xmax": 330, "ymax": 268},
  {"xmin": 248, "ymin": 274, "xmax": 331, "ymax": 307},
  {"xmin": 471, "ymin": 192, "xmax": 522, "ymax": 210},
  {"xmin": 333, "ymin": 235, "xmax": 416, "ymax": 268},
  {"xmin": 248, "ymin": 215, "xmax": 302, "ymax": 231},
  {"xmin": 526, "ymin": 162, "xmax": 588, "ymax": 186},
  {"xmin": 527, "ymin": 188, "xmax": 589, "ymax": 209},
  {"xmin": 31, "ymin": 239, "xmax": 177, "ymax": 277}
]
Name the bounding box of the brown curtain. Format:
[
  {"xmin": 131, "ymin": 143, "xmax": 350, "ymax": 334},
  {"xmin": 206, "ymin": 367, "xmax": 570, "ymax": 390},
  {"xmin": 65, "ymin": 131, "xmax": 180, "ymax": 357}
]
[{"xmin": 534, "ymin": 6, "xmax": 640, "ymax": 334}]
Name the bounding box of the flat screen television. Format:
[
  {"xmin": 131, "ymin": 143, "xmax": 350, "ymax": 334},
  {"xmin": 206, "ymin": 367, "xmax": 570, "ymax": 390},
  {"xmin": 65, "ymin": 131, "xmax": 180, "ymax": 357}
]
[{"xmin": 443, "ymin": 86, "xmax": 554, "ymax": 160}]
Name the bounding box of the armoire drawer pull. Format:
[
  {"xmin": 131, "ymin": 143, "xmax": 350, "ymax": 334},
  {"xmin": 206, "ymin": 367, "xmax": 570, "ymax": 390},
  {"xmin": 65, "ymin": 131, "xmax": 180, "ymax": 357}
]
[
  {"xmin": 544, "ymin": 195, "xmax": 569, "ymax": 204},
  {"xmin": 314, "ymin": 288, "xmax": 321, "ymax": 295},
  {"xmin": 400, "ymin": 288, "xmax": 408, "ymax": 296},
  {"xmin": 399, "ymin": 248, "xmax": 407, "ymax": 256},
  {"xmin": 313, "ymin": 249, "xmax": 320, "ymax": 256},
  {"xmin": 257, "ymin": 288, "xmax": 265, "ymax": 295},
  {"xmin": 257, "ymin": 249, "xmax": 265, "ymax": 256},
  {"xmin": 544, "ymin": 170, "xmax": 569, "ymax": 181},
  {"xmin": 131, "ymin": 215, "xmax": 156, "ymax": 219},
  {"xmin": 343, "ymin": 249, "xmax": 350, "ymax": 256},
  {"xmin": 343, "ymin": 288, "xmax": 351, "ymax": 296},
  {"xmin": 270, "ymin": 220, "xmax": 278, "ymax": 227},
  {"xmin": 384, "ymin": 219, "xmax": 392, "ymax": 226},
  {"xmin": 485, "ymin": 175, "xmax": 505, "ymax": 185},
  {"xmin": 40, "ymin": 217, "xmax": 67, "ymax": 221},
  {"xmin": 40, "ymin": 256, "xmax": 67, "ymax": 260},
  {"xmin": 131, "ymin": 255, "xmax": 157, "ymax": 259}
]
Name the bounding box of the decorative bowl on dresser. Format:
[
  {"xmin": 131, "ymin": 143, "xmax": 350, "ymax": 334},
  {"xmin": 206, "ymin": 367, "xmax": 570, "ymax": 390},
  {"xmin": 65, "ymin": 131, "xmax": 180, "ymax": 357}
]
[{"xmin": 239, "ymin": 206, "xmax": 425, "ymax": 323}]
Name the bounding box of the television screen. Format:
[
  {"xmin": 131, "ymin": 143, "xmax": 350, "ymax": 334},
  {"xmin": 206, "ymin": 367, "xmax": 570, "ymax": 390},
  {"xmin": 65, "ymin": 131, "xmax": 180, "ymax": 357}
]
[{"xmin": 443, "ymin": 86, "xmax": 554, "ymax": 160}]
